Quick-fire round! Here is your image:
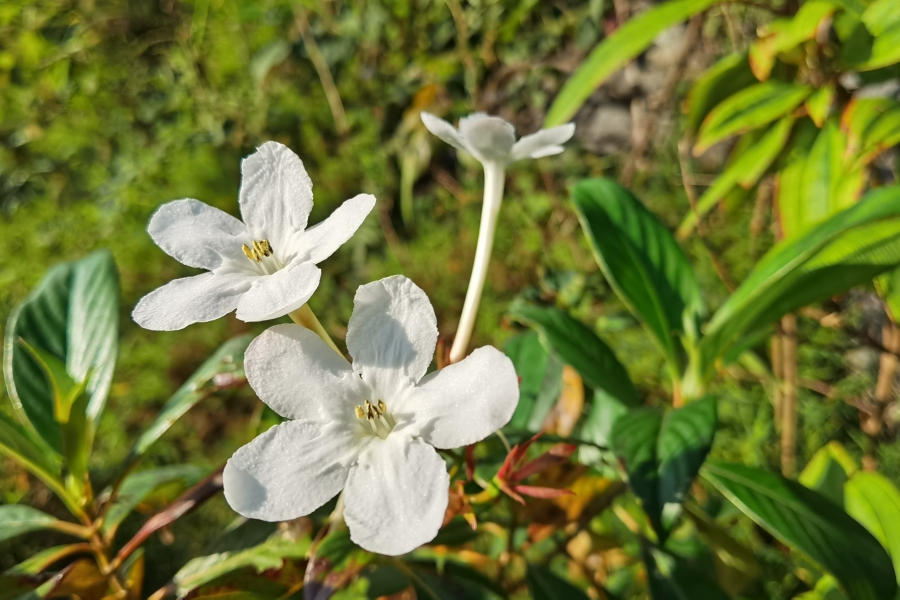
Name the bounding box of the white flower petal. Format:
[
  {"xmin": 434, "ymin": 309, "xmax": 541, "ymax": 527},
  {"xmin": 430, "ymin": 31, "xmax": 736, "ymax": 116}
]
[
  {"xmin": 420, "ymin": 112, "xmax": 465, "ymax": 150},
  {"xmin": 132, "ymin": 272, "xmax": 251, "ymax": 331},
  {"xmin": 346, "ymin": 276, "xmax": 438, "ymax": 397},
  {"xmin": 148, "ymin": 199, "xmax": 250, "ymax": 270},
  {"xmin": 239, "ymin": 141, "xmax": 314, "ymax": 248},
  {"xmin": 458, "ymin": 114, "xmax": 516, "ymax": 162},
  {"xmin": 404, "ymin": 346, "xmax": 519, "ymax": 449},
  {"xmin": 245, "ymin": 324, "xmax": 363, "ymax": 421},
  {"xmin": 234, "ymin": 262, "xmax": 321, "ymax": 322},
  {"xmin": 224, "ymin": 420, "xmax": 356, "ymax": 521},
  {"xmin": 343, "ymin": 435, "xmax": 449, "ymax": 555},
  {"xmin": 510, "ymin": 124, "xmax": 576, "ymax": 162},
  {"xmin": 292, "ymin": 193, "xmax": 376, "ymax": 265}
]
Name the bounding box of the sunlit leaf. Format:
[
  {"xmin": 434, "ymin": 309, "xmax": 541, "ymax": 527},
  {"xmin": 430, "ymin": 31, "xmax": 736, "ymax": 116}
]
[
  {"xmin": 685, "ymin": 53, "xmax": 757, "ymax": 133},
  {"xmin": 3, "ymin": 544, "xmax": 90, "ymax": 576},
  {"xmin": 0, "ymin": 505, "xmax": 61, "ymax": 543},
  {"xmin": 844, "ymin": 471, "xmax": 900, "ymax": 584},
  {"xmin": 504, "ymin": 332, "xmax": 563, "ymax": 432}
]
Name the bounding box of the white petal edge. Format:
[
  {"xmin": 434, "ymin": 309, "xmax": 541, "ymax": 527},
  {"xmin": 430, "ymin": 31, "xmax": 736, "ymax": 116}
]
[
  {"xmin": 234, "ymin": 262, "xmax": 321, "ymax": 322},
  {"xmin": 343, "ymin": 435, "xmax": 449, "ymax": 555},
  {"xmin": 245, "ymin": 324, "xmax": 363, "ymax": 421},
  {"xmin": 292, "ymin": 193, "xmax": 376, "ymax": 265},
  {"xmin": 510, "ymin": 123, "xmax": 576, "ymax": 162},
  {"xmin": 148, "ymin": 199, "xmax": 250, "ymax": 270},
  {"xmin": 224, "ymin": 420, "xmax": 355, "ymax": 521},
  {"xmin": 346, "ymin": 275, "xmax": 438, "ymax": 397},
  {"xmin": 404, "ymin": 346, "xmax": 519, "ymax": 449},
  {"xmin": 238, "ymin": 141, "xmax": 314, "ymax": 247},
  {"xmin": 132, "ymin": 272, "xmax": 251, "ymax": 331},
  {"xmin": 420, "ymin": 112, "xmax": 465, "ymax": 150},
  {"xmin": 457, "ymin": 114, "xmax": 516, "ymax": 163}
]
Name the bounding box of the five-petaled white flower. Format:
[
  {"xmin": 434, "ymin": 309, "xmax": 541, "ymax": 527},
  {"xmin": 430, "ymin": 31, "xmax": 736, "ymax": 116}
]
[
  {"xmin": 420, "ymin": 112, "xmax": 575, "ymax": 168},
  {"xmin": 223, "ymin": 275, "xmax": 519, "ymax": 555},
  {"xmin": 133, "ymin": 141, "xmax": 375, "ymax": 330}
]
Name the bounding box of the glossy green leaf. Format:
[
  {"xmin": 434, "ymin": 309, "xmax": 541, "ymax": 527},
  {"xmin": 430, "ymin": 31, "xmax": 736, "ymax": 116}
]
[
  {"xmin": 703, "ymin": 462, "xmax": 897, "ymax": 600},
  {"xmin": 856, "ymin": 107, "xmax": 900, "ymax": 165},
  {"xmin": 857, "ymin": 23, "xmax": 900, "ymax": 70},
  {"xmin": 875, "ymin": 266, "xmax": 900, "ymax": 321},
  {"xmin": 101, "ymin": 465, "xmax": 208, "ymax": 536},
  {"xmin": 610, "ymin": 397, "xmax": 717, "ymax": 539},
  {"xmin": 693, "ymin": 186, "xmax": 900, "ymax": 384},
  {"xmin": 799, "ymin": 442, "xmax": 857, "ymax": 507},
  {"xmin": 806, "ymin": 84, "xmax": 836, "ymax": 127},
  {"xmin": 844, "ymin": 471, "xmax": 900, "ymax": 584},
  {"xmin": 509, "ymin": 303, "xmax": 638, "ymax": 408},
  {"xmin": 128, "ymin": 335, "xmax": 252, "ymax": 461},
  {"xmin": 572, "ymin": 179, "xmax": 704, "ymax": 373},
  {"xmin": 504, "ymin": 332, "xmax": 563, "ymax": 431},
  {"xmin": 644, "ymin": 547, "xmax": 731, "ymax": 600},
  {"xmin": 0, "ymin": 410, "xmax": 58, "ymax": 480},
  {"xmin": 174, "ymin": 536, "xmax": 311, "ymax": 596},
  {"xmin": 695, "ymin": 83, "xmax": 812, "ymax": 154},
  {"xmin": 842, "ymin": 97, "xmax": 897, "ymax": 156},
  {"xmin": 545, "ymin": 0, "xmax": 729, "ymax": 126},
  {"xmin": 4, "ymin": 250, "xmax": 119, "ymax": 452},
  {"xmin": 0, "ymin": 505, "xmax": 59, "ymax": 543},
  {"xmin": 685, "ymin": 53, "xmax": 757, "ymax": 133},
  {"xmin": 862, "ymin": 0, "xmax": 900, "ymax": 35},
  {"xmin": 677, "ymin": 117, "xmax": 793, "ymax": 239},
  {"xmin": 526, "ymin": 563, "xmax": 590, "ymax": 600}
]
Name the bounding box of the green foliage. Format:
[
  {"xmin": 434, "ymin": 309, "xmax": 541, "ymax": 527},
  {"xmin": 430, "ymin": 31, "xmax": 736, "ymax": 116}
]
[
  {"xmin": 526, "ymin": 563, "xmax": 590, "ymax": 600},
  {"xmin": 0, "ymin": 505, "xmax": 59, "ymax": 544},
  {"xmin": 503, "ymin": 332, "xmax": 563, "ymax": 432}
]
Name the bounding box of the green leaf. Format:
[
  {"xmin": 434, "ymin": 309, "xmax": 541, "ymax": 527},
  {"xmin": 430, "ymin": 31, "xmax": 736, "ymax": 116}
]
[
  {"xmin": 693, "ymin": 186, "xmax": 900, "ymax": 385},
  {"xmin": 101, "ymin": 465, "xmax": 208, "ymax": 536},
  {"xmin": 749, "ymin": 1, "xmax": 839, "ymax": 80},
  {"xmin": 857, "ymin": 23, "xmax": 900, "ymax": 70},
  {"xmin": 806, "ymin": 84, "xmax": 836, "ymax": 127},
  {"xmin": 544, "ymin": 0, "xmax": 729, "ymax": 126},
  {"xmin": 799, "ymin": 441, "xmax": 857, "ymax": 506},
  {"xmin": 677, "ymin": 117, "xmax": 793, "ymax": 239},
  {"xmin": 0, "ymin": 505, "xmax": 59, "ymax": 543},
  {"xmin": 610, "ymin": 397, "xmax": 717, "ymax": 540},
  {"xmin": 855, "ymin": 106, "xmax": 900, "ymax": 165},
  {"xmin": 702, "ymin": 461, "xmax": 898, "ymax": 600},
  {"xmin": 173, "ymin": 535, "xmax": 310, "ymax": 596},
  {"xmin": 509, "ymin": 304, "xmax": 638, "ymax": 409},
  {"xmin": 4, "ymin": 544, "xmax": 90, "ymax": 576},
  {"xmin": 861, "ymin": 0, "xmax": 900, "ymax": 36},
  {"xmin": 644, "ymin": 546, "xmax": 731, "ymax": 600},
  {"xmin": 572, "ymin": 179, "xmax": 704, "ymax": 374},
  {"xmin": 875, "ymin": 266, "xmax": 900, "ymax": 321},
  {"xmin": 0, "ymin": 410, "xmax": 58, "ymax": 480},
  {"xmin": 4, "ymin": 250, "xmax": 119, "ymax": 453},
  {"xmin": 128, "ymin": 335, "xmax": 252, "ymax": 461},
  {"xmin": 844, "ymin": 471, "xmax": 900, "ymax": 584},
  {"xmin": 526, "ymin": 563, "xmax": 590, "ymax": 600},
  {"xmin": 695, "ymin": 82, "xmax": 812, "ymax": 154},
  {"xmin": 407, "ymin": 560, "xmax": 505, "ymax": 600},
  {"xmin": 685, "ymin": 53, "xmax": 758, "ymax": 134},
  {"xmin": 504, "ymin": 332, "xmax": 563, "ymax": 431}
]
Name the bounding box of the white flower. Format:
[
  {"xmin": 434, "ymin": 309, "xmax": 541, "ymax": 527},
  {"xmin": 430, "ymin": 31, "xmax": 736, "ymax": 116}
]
[
  {"xmin": 133, "ymin": 142, "xmax": 375, "ymax": 330},
  {"xmin": 420, "ymin": 112, "xmax": 575, "ymax": 167},
  {"xmin": 223, "ymin": 275, "xmax": 519, "ymax": 555}
]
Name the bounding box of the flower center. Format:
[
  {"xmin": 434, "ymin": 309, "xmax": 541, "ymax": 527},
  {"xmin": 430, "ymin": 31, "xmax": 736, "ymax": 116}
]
[
  {"xmin": 354, "ymin": 399, "xmax": 395, "ymax": 439},
  {"xmin": 241, "ymin": 239, "xmax": 284, "ymax": 275}
]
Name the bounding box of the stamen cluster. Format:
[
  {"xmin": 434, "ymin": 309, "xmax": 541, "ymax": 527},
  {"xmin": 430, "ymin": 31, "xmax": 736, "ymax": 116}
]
[
  {"xmin": 242, "ymin": 239, "xmax": 274, "ymax": 263},
  {"xmin": 354, "ymin": 399, "xmax": 395, "ymax": 438}
]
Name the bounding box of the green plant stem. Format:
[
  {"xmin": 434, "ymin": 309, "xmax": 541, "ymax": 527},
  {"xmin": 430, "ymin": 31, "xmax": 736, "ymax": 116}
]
[
  {"xmin": 449, "ymin": 161, "xmax": 505, "ymax": 364},
  {"xmin": 289, "ymin": 304, "xmax": 343, "ymax": 357}
]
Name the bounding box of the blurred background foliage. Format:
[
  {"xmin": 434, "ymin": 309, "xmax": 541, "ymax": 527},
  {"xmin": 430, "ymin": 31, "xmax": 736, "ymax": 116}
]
[{"xmin": 2, "ymin": 0, "xmax": 899, "ymax": 596}]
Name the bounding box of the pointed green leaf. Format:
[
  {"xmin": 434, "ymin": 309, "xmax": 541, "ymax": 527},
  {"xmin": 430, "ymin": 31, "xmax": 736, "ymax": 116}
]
[
  {"xmin": 685, "ymin": 53, "xmax": 757, "ymax": 134},
  {"xmin": 857, "ymin": 23, "xmax": 900, "ymax": 70},
  {"xmin": 504, "ymin": 332, "xmax": 563, "ymax": 431},
  {"xmin": 0, "ymin": 505, "xmax": 59, "ymax": 543},
  {"xmin": 844, "ymin": 471, "xmax": 900, "ymax": 584},
  {"xmin": 4, "ymin": 544, "xmax": 90, "ymax": 576},
  {"xmin": 644, "ymin": 546, "xmax": 731, "ymax": 600},
  {"xmin": 703, "ymin": 461, "xmax": 897, "ymax": 600},
  {"xmin": 695, "ymin": 83, "xmax": 812, "ymax": 154},
  {"xmin": 545, "ymin": 0, "xmax": 730, "ymax": 126},
  {"xmin": 572, "ymin": 179, "xmax": 704, "ymax": 374},
  {"xmin": 861, "ymin": 0, "xmax": 900, "ymax": 35}
]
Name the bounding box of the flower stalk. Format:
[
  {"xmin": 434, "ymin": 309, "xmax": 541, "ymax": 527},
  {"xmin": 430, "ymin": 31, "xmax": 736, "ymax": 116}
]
[{"xmin": 449, "ymin": 161, "xmax": 505, "ymax": 364}]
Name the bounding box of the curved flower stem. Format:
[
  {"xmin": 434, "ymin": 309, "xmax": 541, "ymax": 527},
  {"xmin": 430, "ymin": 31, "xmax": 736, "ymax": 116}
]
[
  {"xmin": 449, "ymin": 161, "xmax": 506, "ymax": 364},
  {"xmin": 289, "ymin": 304, "xmax": 343, "ymax": 357}
]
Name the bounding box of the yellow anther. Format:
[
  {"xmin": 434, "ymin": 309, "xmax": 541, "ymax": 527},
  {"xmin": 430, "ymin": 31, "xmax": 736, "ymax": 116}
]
[
  {"xmin": 261, "ymin": 240, "xmax": 273, "ymax": 256},
  {"xmin": 355, "ymin": 406, "xmax": 365, "ymax": 419},
  {"xmin": 242, "ymin": 244, "xmax": 258, "ymax": 262},
  {"xmin": 377, "ymin": 400, "xmax": 387, "ymax": 413}
]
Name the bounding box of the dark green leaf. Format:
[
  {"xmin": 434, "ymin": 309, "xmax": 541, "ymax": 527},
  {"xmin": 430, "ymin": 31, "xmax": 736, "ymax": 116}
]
[
  {"xmin": 408, "ymin": 560, "xmax": 505, "ymax": 600},
  {"xmin": 703, "ymin": 461, "xmax": 897, "ymax": 600},
  {"xmin": 509, "ymin": 304, "xmax": 638, "ymax": 409},
  {"xmin": 4, "ymin": 250, "xmax": 119, "ymax": 452},
  {"xmin": 0, "ymin": 505, "xmax": 60, "ymax": 543},
  {"xmin": 503, "ymin": 332, "xmax": 563, "ymax": 431},
  {"xmin": 695, "ymin": 82, "xmax": 812, "ymax": 154},
  {"xmin": 685, "ymin": 53, "xmax": 757, "ymax": 133},
  {"xmin": 526, "ymin": 563, "xmax": 589, "ymax": 600},
  {"xmin": 432, "ymin": 517, "xmax": 478, "ymax": 547},
  {"xmin": 693, "ymin": 186, "xmax": 900, "ymax": 386},
  {"xmin": 128, "ymin": 335, "xmax": 252, "ymax": 461},
  {"xmin": 643, "ymin": 546, "xmax": 731, "ymax": 600},
  {"xmin": 4, "ymin": 544, "xmax": 90, "ymax": 576},
  {"xmin": 363, "ymin": 565, "xmax": 410, "ymax": 598},
  {"xmin": 572, "ymin": 179, "xmax": 704, "ymax": 374},
  {"xmin": 610, "ymin": 397, "xmax": 717, "ymax": 539},
  {"xmin": 545, "ymin": 0, "xmax": 730, "ymax": 126}
]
